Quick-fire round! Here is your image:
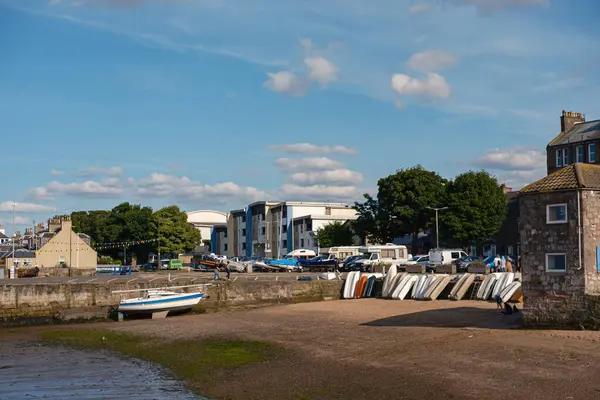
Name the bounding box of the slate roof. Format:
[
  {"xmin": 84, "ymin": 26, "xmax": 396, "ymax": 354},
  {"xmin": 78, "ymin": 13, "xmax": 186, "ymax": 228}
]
[
  {"xmin": 520, "ymin": 163, "xmax": 600, "ymax": 193},
  {"xmin": 0, "ymin": 249, "xmax": 36, "ymax": 259},
  {"xmin": 548, "ymin": 119, "xmax": 600, "ymax": 147}
]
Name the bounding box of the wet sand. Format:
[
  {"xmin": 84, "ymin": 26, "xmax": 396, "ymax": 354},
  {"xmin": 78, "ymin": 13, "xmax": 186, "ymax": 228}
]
[{"xmin": 6, "ymin": 299, "xmax": 600, "ymax": 399}]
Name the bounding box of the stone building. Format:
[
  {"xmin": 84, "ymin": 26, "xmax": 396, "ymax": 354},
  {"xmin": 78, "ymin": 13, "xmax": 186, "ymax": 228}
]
[
  {"xmin": 546, "ymin": 110, "xmax": 600, "ymax": 175},
  {"xmin": 519, "ymin": 163, "xmax": 600, "ymax": 328},
  {"xmin": 35, "ymin": 217, "xmax": 97, "ymax": 268}
]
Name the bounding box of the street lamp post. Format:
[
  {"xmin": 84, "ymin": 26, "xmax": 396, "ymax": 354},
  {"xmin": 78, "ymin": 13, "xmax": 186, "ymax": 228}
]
[
  {"xmin": 11, "ymin": 202, "xmax": 16, "ymax": 270},
  {"xmin": 427, "ymin": 206, "xmax": 448, "ymax": 249}
]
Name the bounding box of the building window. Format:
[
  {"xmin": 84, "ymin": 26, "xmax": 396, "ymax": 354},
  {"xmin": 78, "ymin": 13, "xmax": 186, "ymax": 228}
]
[
  {"xmin": 300, "ymin": 225, "xmax": 304, "ymax": 233},
  {"xmin": 261, "ymin": 227, "xmax": 266, "ymax": 235},
  {"xmin": 577, "ymin": 145, "xmax": 584, "ymax": 163},
  {"xmin": 590, "ymin": 143, "xmax": 596, "ymax": 163},
  {"xmin": 563, "ymin": 148, "xmax": 569, "ymax": 166},
  {"xmin": 241, "ymin": 216, "xmax": 246, "ymax": 223},
  {"xmin": 242, "ymin": 229, "xmax": 246, "ymax": 236},
  {"xmin": 224, "ymin": 244, "xmax": 228, "ymax": 251},
  {"xmin": 300, "ymin": 239, "xmax": 304, "ymax": 247},
  {"xmin": 282, "ymin": 240, "xmax": 287, "ymax": 248},
  {"xmin": 546, "ymin": 204, "xmax": 567, "ymax": 224},
  {"xmin": 546, "ymin": 253, "xmax": 566, "ymax": 273},
  {"xmin": 223, "ymin": 231, "xmax": 227, "ymax": 238},
  {"xmin": 482, "ymin": 244, "xmax": 496, "ymax": 257},
  {"xmin": 507, "ymin": 246, "xmax": 514, "ymax": 256},
  {"xmin": 325, "ymin": 207, "xmax": 332, "ymax": 215},
  {"xmin": 556, "ymin": 149, "xmax": 563, "ymax": 167},
  {"xmin": 282, "ymin": 225, "xmax": 287, "ymax": 233}
]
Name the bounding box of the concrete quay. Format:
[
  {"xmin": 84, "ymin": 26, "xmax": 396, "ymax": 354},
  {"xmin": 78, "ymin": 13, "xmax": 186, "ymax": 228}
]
[{"xmin": 0, "ymin": 272, "xmax": 344, "ymax": 326}]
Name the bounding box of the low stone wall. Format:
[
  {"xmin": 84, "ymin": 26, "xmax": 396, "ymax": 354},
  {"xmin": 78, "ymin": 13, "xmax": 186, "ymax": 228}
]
[
  {"xmin": 523, "ymin": 291, "xmax": 600, "ymax": 329},
  {"xmin": 37, "ymin": 268, "xmax": 97, "ymax": 277},
  {"xmin": 0, "ymin": 279, "xmax": 344, "ymax": 326}
]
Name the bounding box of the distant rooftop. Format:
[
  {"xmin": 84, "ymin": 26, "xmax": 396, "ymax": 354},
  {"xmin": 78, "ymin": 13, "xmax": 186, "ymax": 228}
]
[
  {"xmin": 549, "ymin": 119, "xmax": 600, "ymax": 147},
  {"xmin": 520, "ymin": 163, "xmax": 600, "ymax": 193}
]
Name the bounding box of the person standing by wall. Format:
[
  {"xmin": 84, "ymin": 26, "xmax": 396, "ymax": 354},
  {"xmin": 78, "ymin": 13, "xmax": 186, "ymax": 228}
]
[{"xmin": 226, "ymin": 261, "xmax": 231, "ymax": 280}]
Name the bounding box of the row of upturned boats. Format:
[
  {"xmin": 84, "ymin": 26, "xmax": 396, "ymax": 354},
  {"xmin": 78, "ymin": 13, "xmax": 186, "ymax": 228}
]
[{"xmin": 343, "ymin": 265, "xmax": 522, "ymax": 302}]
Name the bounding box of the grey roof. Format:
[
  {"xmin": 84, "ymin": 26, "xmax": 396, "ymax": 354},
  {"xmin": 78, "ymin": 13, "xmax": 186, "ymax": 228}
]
[
  {"xmin": 549, "ymin": 119, "xmax": 600, "ymax": 146},
  {"xmin": 0, "ymin": 249, "xmax": 36, "ymax": 259},
  {"xmin": 0, "ymin": 232, "xmax": 7, "ymax": 239}
]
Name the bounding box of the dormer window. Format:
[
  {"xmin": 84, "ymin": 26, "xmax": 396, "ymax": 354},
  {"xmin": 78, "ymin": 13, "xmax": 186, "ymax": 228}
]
[
  {"xmin": 556, "ymin": 149, "xmax": 563, "ymax": 167},
  {"xmin": 590, "ymin": 143, "xmax": 596, "ymax": 163}
]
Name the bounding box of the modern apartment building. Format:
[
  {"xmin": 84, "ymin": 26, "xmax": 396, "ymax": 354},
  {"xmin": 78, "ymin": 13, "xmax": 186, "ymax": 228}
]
[
  {"xmin": 546, "ymin": 110, "xmax": 600, "ymax": 175},
  {"xmin": 211, "ymin": 201, "xmax": 357, "ymax": 258}
]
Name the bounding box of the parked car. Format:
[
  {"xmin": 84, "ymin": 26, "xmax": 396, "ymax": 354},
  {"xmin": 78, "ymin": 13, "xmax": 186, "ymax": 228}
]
[
  {"xmin": 455, "ymin": 256, "xmax": 482, "ymax": 272},
  {"xmin": 404, "ymin": 254, "xmax": 429, "ymax": 267}
]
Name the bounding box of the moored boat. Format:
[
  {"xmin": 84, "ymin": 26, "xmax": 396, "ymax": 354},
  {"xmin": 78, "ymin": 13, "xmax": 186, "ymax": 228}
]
[{"xmin": 116, "ymin": 289, "xmax": 204, "ymax": 317}]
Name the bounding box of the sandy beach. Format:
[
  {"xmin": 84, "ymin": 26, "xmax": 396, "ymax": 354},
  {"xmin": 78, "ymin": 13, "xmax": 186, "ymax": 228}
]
[{"xmin": 6, "ymin": 299, "xmax": 600, "ymax": 399}]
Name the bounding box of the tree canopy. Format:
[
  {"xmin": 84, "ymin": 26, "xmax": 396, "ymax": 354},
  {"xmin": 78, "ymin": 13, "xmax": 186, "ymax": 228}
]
[
  {"xmin": 354, "ymin": 166, "xmax": 508, "ymax": 249},
  {"xmin": 71, "ymin": 202, "xmax": 201, "ymax": 262},
  {"xmin": 315, "ymin": 221, "xmax": 355, "ymax": 248},
  {"xmin": 354, "ymin": 165, "xmax": 447, "ymax": 248},
  {"xmin": 151, "ymin": 205, "xmax": 202, "ymax": 256},
  {"xmin": 441, "ymin": 170, "xmax": 507, "ymax": 245}
]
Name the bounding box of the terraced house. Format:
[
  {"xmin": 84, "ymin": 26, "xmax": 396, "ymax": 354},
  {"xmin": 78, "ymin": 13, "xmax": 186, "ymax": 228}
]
[{"xmin": 547, "ymin": 110, "xmax": 600, "ymax": 175}]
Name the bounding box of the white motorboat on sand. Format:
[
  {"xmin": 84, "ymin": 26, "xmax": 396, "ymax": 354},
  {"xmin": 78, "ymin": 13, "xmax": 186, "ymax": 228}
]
[{"xmin": 114, "ymin": 285, "xmax": 206, "ymax": 319}]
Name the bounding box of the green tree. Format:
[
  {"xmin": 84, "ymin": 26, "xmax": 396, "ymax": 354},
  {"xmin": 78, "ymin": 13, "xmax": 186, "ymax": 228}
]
[
  {"xmin": 315, "ymin": 221, "xmax": 355, "ymax": 248},
  {"xmin": 151, "ymin": 205, "xmax": 201, "ymax": 256},
  {"xmin": 442, "ymin": 170, "xmax": 507, "ymax": 246},
  {"xmin": 353, "ymin": 195, "xmax": 394, "ymax": 244},
  {"xmin": 355, "ymin": 165, "xmax": 447, "ymax": 248}
]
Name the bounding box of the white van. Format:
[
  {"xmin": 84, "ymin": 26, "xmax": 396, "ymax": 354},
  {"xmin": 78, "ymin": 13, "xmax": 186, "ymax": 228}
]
[
  {"xmin": 322, "ymin": 246, "xmax": 361, "ymax": 260},
  {"xmin": 353, "ymin": 244, "xmax": 410, "ymax": 269},
  {"xmin": 428, "ymin": 249, "xmax": 468, "ymax": 269}
]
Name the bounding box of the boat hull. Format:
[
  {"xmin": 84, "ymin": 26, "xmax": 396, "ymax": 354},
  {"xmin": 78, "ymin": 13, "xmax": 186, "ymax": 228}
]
[{"xmin": 118, "ymin": 293, "xmax": 204, "ymax": 316}]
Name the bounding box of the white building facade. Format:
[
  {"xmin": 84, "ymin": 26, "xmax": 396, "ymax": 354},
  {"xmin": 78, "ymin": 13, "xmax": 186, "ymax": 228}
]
[
  {"xmin": 186, "ymin": 210, "xmax": 228, "ymax": 255},
  {"xmin": 215, "ymin": 201, "xmax": 357, "ymax": 258}
]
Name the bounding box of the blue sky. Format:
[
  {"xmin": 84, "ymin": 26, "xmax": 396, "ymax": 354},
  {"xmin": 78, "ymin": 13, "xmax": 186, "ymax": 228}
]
[{"xmin": 0, "ymin": 0, "xmax": 598, "ymax": 233}]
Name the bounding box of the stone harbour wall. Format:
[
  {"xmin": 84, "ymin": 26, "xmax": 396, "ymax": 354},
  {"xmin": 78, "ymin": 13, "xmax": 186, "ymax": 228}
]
[{"xmin": 0, "ymin": 279, "xmax": 344, "ymax": 326}]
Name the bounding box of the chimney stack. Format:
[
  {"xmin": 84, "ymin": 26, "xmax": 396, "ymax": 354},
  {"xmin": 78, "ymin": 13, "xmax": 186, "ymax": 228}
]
[{"xmin": 561, "ymin": 110, "xmax": 585, "ymax": 133}]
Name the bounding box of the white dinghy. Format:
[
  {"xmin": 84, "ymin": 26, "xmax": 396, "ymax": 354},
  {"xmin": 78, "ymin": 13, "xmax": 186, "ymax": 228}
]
[{"xmin": 114, "ymin": 284, "xmax": 206, "ymax": 319}]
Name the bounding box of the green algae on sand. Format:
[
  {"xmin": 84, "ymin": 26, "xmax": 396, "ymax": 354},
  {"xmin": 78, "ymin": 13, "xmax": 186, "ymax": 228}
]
[{"xmin": 43, "ymin": 330, "xmax": 280, "ymax": 391}]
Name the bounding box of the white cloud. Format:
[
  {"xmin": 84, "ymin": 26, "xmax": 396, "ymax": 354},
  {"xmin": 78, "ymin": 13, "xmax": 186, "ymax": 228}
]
[
  {"xmin": 50, "ymin": 169, "xmax": 65, "ymax": 176},
  {"xmin": 290, "ymin": 169, "xmax": 364, "ymax": 186},
  {"xmin": 305, "ymin": 56, "xmax": 338, "ymax": 85},
  {"xmin": 475, "ymin": 147, "xmax": 545, "ymax": 171},
  {"xmin": 264, "ymin": 71, "xmax": 310, "ymax": 96},
  {"xmin": 474, "ymin": 146, "xmax": 546, "ymax": 189},
  {"xmin": 30, "ymin": 179, "xmax": 124, "ymax": 200},
  {"xmin": 454, "ymin": 0, "xmax": 549, "ymax": 14},
  {"xmin": 280, "ymin": 184, "xmax": 364, "ymax": 202},
  {"xmin": 408, "ymin": 3, "xmax": 434, "ymax": 14},
  {"xmin": 391, "ymin": 72, "xmax": 451, "ymax": 105},
  {"xmin": 269, "ymin": 143, "xmax": 357, "ymax": 155},
  {"xmin": 0, "ymin": 201, "xmax": 56, "ymax": 213},
  {"xmin": 132, "ymin": 173, "xmax": 266, "ymax": 203},
  {"xmin": 78, "ymin": 166, "xmax": 124, "ymax": 177},
  {"xmin": 275, "ymin": 157, "xmax": 344, "ymax": 171},
  {"xmin": 406, "ymin": 50, "xmax": 458, "ymax": 72}
]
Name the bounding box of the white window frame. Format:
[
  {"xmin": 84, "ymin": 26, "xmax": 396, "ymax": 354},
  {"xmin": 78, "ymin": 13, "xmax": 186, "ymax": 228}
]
[
  {"xmin": 546, "ymin": 253, "xmax": 566, "ymax": 273},
  {"xmin": 563, "ymin": 148, "xmax": 569, "ymax": 166},
  {"xmin": 577, "ymin": 145, "xmax": 584, "ymax": 163},
  {"xmin": 546, "ymin": 203, "xmax": 568, "ymax": 224},
  {"xmin": 556, "ymin": 149, "xmax": 563, "ymax": 167},
  {"xmin": 589, "ymin": 143, "xmax": 596, "ymax": 163}
]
